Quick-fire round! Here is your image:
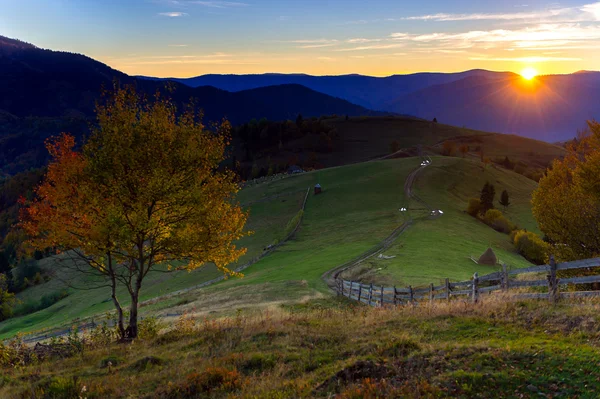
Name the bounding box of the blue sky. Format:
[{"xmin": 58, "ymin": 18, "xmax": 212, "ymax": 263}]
[{"xmin": 2, "ymin": 0, "xmax": 600, "ymax": 76}]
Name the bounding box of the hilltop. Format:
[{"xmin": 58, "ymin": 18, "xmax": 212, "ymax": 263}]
[{"xmin": 238, "ymin": 116, "xmax": 565, "ymax": 177}]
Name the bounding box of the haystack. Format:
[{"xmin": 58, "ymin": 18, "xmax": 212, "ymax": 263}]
[{"xmin": 477, "ymin": 247, "xmax": 497, "ymax": 266}]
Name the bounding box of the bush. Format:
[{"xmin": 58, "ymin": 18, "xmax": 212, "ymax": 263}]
[
  {"xmin": 10, "ymin": 260, "xmax": 43, "ymax": 293},
  {"xmin": 282, "ymin": 209, "xmax": 304, "ymax": 240},
  {"xmin": 524, "ymin": 169, "xmax": 544, "ymax": 182},
  {"xmin": 482, "ymin": 209, "xmax": 516, "ymax": 234},
  {"xmin": 466, "ymin": 198, "xmax": 481, "ymax": 217},
  {"xmin": 483, "ymin": 209, "xmax": 503, "ymax": 225},
  {"xmin": 138, "ymin": 316, "xmax": 163, "ymax": 340},
  {"xmin": 441, "ymin": 141, "xmax": 456, "ymax": 156},
  {"xmin": 513, "ymin": 230, "xmax": 549, "ymax": 265},
  {"xmin": 490, "ymin": 216, "xmax": 516, "ymax": 234},
  {"xmin": 13, "ymin": 289, "xmax": 69, "ymax": 317},
  {"xmin": 513, "ymin": 162, "xmax": 527, "ymax": 175}
]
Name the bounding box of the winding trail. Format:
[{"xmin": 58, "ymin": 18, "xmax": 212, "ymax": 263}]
[{"xmin": 321, "ymin": 156, "xmax": 436, "ymax": 290}]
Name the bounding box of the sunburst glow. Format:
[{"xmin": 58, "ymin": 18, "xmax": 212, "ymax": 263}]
[{"xmin": 520, "ymin": 67, "xmax": 538, "ymax": 80}]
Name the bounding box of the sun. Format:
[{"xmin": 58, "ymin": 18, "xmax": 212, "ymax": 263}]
[{"xmin": 520, "ymin": 67, "xmax": 538, "ymax": 80}]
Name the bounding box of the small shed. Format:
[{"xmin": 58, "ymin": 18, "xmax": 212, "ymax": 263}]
[
  {"xmin": 477, "ymin": 247, "xmax": 497, "ymax": 266},
  {"xmin": 314, "ymin": 183, "xmax": 322, "ymax": 195}
]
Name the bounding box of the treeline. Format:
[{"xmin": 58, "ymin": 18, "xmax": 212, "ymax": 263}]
[
  {"xmin": 233, "ymin": 114, "xmax": 340, "ymax": 180},
  {"xmin": 0, "ymin": 116, "xmax": 90, "ymax": 176}
]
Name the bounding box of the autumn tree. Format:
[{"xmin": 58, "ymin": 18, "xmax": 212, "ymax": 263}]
[
  {"xmin": 0, "ymin": 274, "xmax": 16, "ymax": 321},
  {"xmin": 459, "ymin": 144, "xmax": 469, "ymax": 158},
  {"xmin": 499, "ymin": 189, "xmax": 510, "ymax": 209},
  {"xmin": 20, "ymin": 86, "xmax": 248, "ymax": 339},
  {"xmin": 441, "ymin": 141, "xmax": 456, "ymax": 156},
  {"xmin": 532, "ymin": 120, "xmax": 600, "ymax": 261}
]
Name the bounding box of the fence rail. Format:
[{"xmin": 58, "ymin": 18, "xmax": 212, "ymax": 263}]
[{"xmin": 336, "ymin": 256, "xmax": 600, "ymax": 306}]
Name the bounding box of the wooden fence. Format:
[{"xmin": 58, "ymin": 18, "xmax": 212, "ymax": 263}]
[{"xmin": 336, "ymin": 256, "xmax": 600, "ymax": 306}]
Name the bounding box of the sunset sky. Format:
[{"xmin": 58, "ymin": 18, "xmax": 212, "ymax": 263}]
[{"xmin": 3, "ymin": 0, "xmax": 600, "ymax": 77}]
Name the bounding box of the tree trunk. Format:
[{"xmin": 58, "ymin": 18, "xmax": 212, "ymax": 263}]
[
  {"xmin": 126, "ymin": 291, "xmax": 139, "ymax": 339},
  {"xmin": 107, "ymin": 252, "xmax": 125, "ymax": 338},
  {"xmin": 125, "ymin": 257, "xmax": 145, "ymax": 339},
  {"xmin": 111, "ymin": 279, "xmax": 126, "ymax": 339}
]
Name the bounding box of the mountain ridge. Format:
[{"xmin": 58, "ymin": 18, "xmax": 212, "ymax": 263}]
[{"xmin": 141, "ymin": 69, "xmax": 600, "ymax": 141}]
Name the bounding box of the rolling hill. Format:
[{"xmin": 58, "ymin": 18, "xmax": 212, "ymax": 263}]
[
  {"xmin": 243, "ymin": 116, "xmax": 565, "ymax": 173},
  {"xmin": 0, "ymin": 35, "xmax": 381, "ymax": 177},
  {"xmin": 139, "ymin": 69, "xmax": 512, "ymax": 111},
  {"xmin": 0, "ymin": 36, "xmax": 377, "ymax": 123},
  {"xmin": 146, "ymin": 70, "xmax": 600, "ymax": 141},
  {"xmin": 1, "ymin": 156, "xmax": 540, "ymax": 339},
  {"xmin": 391, "ymin": 73, "xmax": 600, "ymax": 142}
]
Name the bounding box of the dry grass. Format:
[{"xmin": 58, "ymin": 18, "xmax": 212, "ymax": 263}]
[{"xmin": 2, "ymin": 296, "xmax": 600, "ymax": 398}]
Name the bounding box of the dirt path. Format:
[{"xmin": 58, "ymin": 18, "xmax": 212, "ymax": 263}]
[{"xmin": 321, "ymin": 157, "xmax": 436, "ymax": 289}]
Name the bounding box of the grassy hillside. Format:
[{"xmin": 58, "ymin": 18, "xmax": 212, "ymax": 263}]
[
  {"xmin": 0, "ymin": 190, "xmax": 308, "ymax": 339},
  {"xmin": 342, "ymin": 157, "xmax": 538, "ymax": 286},
  {"xmin": 2, "ymin": 298, "xmax": 600, "ymax": 398},
  {"xmin": 1, "ymin": 156, "xmax": 539, "ymax": 339},
  {"xmin": 434, "ymin": 133, "xmax": 566, "ymax": 169},
  {"xmin": 120, "ymin": 157, "xmax": 537, "ymax": 326},
  {"xmin": 271, "ymin": 116, "xmax": 565, "ymax": 170}
]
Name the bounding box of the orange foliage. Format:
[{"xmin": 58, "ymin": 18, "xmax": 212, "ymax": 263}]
[{"xmin": 19, "ymin": 85, "xmax": 249, "ymax": 338}]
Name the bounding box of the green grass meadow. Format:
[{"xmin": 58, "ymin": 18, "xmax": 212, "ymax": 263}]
[{"xmin": 1, "ymin": 156, "xmax": 540, "ymax": 339}]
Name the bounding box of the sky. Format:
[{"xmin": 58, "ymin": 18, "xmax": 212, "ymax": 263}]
[{"xmin": 3, "ymin": 0, "xmax": 600, "ymax": 77}]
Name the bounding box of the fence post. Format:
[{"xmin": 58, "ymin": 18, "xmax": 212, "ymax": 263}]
[
  {"xmin": 358, "ymin": 284, "xmax": 362, "ymax": 303},
  {"xmin": 548, "ymin": 255, "xmax": 559, "ymax": 304},
  {"xmin": 445, "ymin": 278, "xmax": 450, "ymax": 302},
  {"xmin": 502, "ymin": 263, "xmax": 509, "ymax": 291},
  {"xmin": 368, "ymin": 284, "xmax": 374, "ymax": 306},
  {"xmin": 472, "ymin": 272, "xmax": 479, "ymax": 303},
  {"xmin": 408, "ymin": 285, "xmax": 414, "ymax": 303},
  {"xmin": 380, "ymin": 285, "xmax": 384, "ymax": 307},
  {"xmin": 429, "ymin": 283, "xmax": 434, "ymax": 303},
  {"xmin": 393, "ymin": 286, "xmax": 397, "ymax": 305}
]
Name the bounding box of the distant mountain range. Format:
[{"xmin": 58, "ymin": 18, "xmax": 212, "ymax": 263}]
[
  {"xmin": 139, "ymin": 70, "xmax": 512, "ymax": 111},
  {"xmin": 0, "ymin": 35, "xmax": 377, "ymax": 124},
  {"xmin": 0, "ymin": 35, "xmax": 379, "ymax": 175},
  {"xmin": 141, "ymin": 70, "xmax": 600, "ymax": 142},
  {"xmin": 2, "ymin": 33, "xmax": 600, "ymax": 144}
]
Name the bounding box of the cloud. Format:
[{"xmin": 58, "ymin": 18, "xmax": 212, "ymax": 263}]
[
  {"xmin": 276, "ymin": 39, "xmax": 340, "ymax": 48},
  {"xmin": 469, "ymin": 56, "xmax": 581, "ymax": 62},
  {"xmin": 346, "ymin": 38, "xmax": 382, "ymax": 43},
  {"xmin": 158, "ymin": 11, "xmax": 187, "ymax": 17},
  {"xmin": 284, "ymin": 39, "xmax": 338, "ymax": 44},
  {"xmin": 400, "ymin": 8, "xmax": 569, "ymax": 22},
  {"xmin": 118, "ymin": 53, "xmax": 257, "ymax": 66},
  {"xmin": 390, "ymin": 23, "xmax": 600, "ymax": 50},
  {"xmin": 297, "ymin": 43, "xmax": 339, "ymax": 48},
  {"xmin": 168, "ymin": 44, "xmax": 188, "ymax": 47},
  {"xmin": 334, "ymin": 43, "xmax": 405, "ymax": 52},
  {"xmin": 581, "ymin": 2, "xmax": 600, "ymax": 19},
  {"xmin": 317, "ymin": 57, "xmax": 335, "ymax": 61},
  {"xmin": 349, "ymin": 2, "xmax": 600, "ymax": 25}
]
